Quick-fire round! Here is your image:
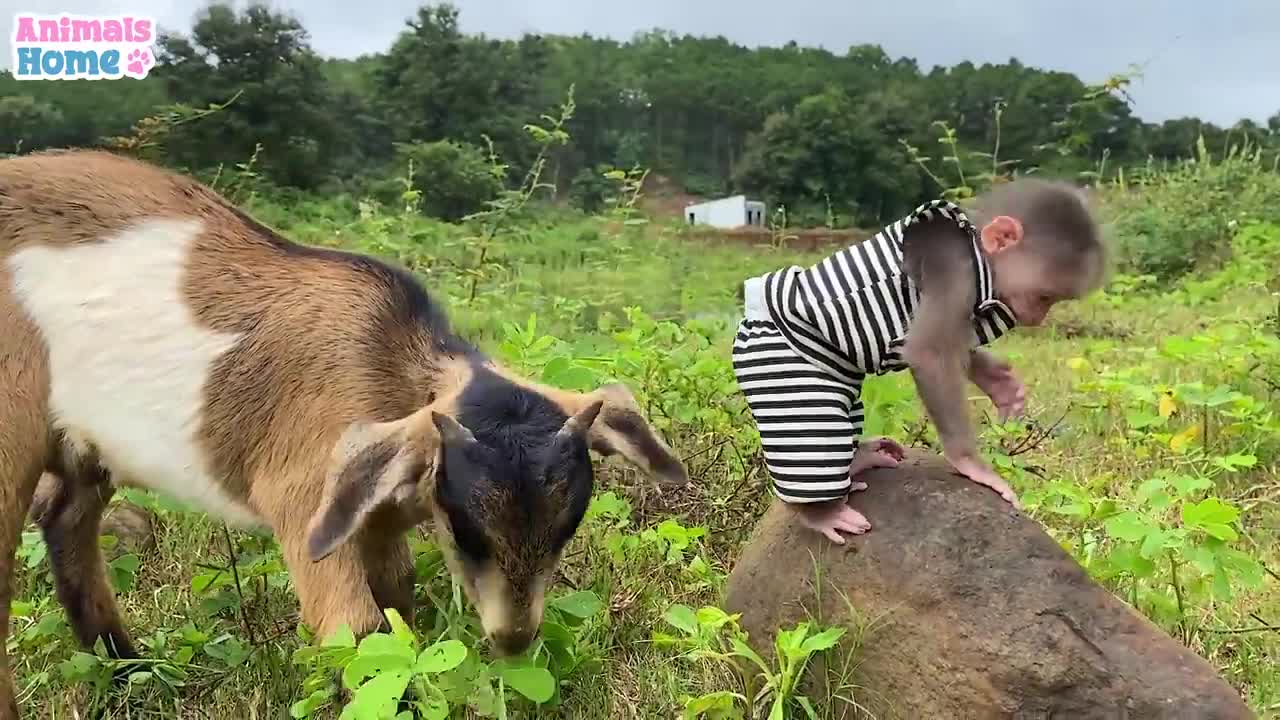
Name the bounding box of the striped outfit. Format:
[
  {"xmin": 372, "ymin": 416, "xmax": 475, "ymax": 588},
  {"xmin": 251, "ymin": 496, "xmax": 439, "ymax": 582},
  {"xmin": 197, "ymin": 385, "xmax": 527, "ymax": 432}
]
[{"xmin": 732, "ymin": 199, "xmax": 1018, "ymax": 504}]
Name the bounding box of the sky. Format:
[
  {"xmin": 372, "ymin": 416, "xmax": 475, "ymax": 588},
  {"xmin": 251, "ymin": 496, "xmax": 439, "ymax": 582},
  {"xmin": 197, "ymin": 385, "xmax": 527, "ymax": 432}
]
[{"xmin": 4, "ymin": 0, "xmax": 1277, "ymax": 127}]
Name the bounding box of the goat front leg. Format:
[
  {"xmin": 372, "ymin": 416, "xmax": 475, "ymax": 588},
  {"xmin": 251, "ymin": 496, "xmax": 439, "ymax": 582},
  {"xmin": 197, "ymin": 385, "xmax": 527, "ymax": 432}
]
[
  {"xmin": 358, "ymin": 506, "xmax": 416, "ymax": 626},
  {"xmin": 269, "ymin": 504, "xmax": 386, "ymax": 643}
]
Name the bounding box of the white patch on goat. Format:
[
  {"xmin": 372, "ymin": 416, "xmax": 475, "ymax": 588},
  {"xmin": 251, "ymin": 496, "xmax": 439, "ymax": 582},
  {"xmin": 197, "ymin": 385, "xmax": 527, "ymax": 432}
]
[{"xmin": 8, "ymin": 217, "xmax": 262, "ymax": 528}]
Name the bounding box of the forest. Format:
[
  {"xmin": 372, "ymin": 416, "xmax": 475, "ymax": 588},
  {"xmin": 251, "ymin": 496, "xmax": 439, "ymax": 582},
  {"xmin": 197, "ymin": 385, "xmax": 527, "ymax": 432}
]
[
  {"xmin": 3, "ymin": 2, "xmax": 1279, "ymax": 229},
  {"xmin": 4, "ymin": 2, "xmax": 1280, "ymax": 719}
]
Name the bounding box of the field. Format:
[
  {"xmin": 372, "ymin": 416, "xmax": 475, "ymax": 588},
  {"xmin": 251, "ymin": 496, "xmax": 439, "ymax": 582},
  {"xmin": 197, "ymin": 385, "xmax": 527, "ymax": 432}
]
[{"xmin": 9, "ymin": 150, "xmax": 1280, "ymax": 719}]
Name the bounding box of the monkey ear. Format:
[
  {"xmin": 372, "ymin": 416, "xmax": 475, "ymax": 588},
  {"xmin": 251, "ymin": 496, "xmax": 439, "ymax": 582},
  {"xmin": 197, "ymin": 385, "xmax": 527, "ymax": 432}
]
[
  {"xmin": 561, "ymin": 383, "xmax": 689, "ymax": 487},
  {"xmin": 980, "ymin": 215, "xmax": 1023, "ymax": 255},
  {"xmin": 305, "ymin": 410, "xmax": 440, "ymax": 562}
]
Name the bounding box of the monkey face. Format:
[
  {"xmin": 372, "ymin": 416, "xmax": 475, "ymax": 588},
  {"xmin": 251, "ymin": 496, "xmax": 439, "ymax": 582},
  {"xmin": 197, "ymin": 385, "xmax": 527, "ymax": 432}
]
[{"xmin": 989, "ymin": 246, "xmax": 1084, "ymax": 327}]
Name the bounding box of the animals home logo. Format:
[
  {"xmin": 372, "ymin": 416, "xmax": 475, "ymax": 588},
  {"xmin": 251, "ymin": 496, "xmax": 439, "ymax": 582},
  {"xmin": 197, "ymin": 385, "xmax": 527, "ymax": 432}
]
[{"xmin": 10, "ymin": 12, "xmax": 155, "ymax": 80}]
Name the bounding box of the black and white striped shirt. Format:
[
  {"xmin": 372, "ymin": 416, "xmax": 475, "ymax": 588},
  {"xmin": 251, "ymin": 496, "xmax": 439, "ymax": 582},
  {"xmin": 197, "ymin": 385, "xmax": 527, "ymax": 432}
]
[{"xmin": 754, "ymin": 199, "xmax": 1018, "ymax": 386}]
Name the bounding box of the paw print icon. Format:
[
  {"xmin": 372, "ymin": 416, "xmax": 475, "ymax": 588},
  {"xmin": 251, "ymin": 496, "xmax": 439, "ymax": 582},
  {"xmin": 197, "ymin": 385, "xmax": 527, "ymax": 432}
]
[{"xmin": 125, "ymin": 48, "xmax": 153, "ymax": 78}]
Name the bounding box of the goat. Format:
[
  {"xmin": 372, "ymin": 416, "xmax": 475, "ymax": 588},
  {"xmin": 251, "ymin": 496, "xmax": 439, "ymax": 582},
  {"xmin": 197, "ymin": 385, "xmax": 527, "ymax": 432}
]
[{"xmin": 0, "ymin": 149, "xmax": 689, "ymax": 718}]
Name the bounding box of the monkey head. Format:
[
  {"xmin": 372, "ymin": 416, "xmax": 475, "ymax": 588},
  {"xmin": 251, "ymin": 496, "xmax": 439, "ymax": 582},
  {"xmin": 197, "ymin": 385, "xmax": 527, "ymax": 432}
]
[{"xmin": 972, "ymin": 179, "xmax": 1107, "ymax": 326}]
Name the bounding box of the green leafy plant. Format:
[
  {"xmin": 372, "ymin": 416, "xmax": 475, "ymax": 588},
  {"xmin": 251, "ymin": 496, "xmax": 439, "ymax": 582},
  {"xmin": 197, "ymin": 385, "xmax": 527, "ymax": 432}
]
[{"xmin": 655, "ymin": 604, "xmax": 846, "ymax": 719}]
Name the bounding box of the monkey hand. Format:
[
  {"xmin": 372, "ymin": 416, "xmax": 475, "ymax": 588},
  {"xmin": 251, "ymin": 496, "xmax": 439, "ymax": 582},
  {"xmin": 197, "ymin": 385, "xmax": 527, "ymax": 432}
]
[
  {"xmin": 972, "ymin": 355, "xmax": 1026, "ymax": 422},
  {"xmin": 945, "ymin": 453, "xmax": 1021, "ymax": 509},
  {"xmin": 847, "ymin": 436, "xmax": 906, "ymax": 486},
  {"xmin": 792, "ymin": 499, "xmax": 872, "ymax": 544}
]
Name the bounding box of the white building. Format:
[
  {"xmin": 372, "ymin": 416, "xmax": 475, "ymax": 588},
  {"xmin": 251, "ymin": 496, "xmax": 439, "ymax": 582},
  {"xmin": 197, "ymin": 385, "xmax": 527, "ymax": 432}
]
[{"xmin": 684, "ymin": 195, "xmax": 766, "ymax": 229}]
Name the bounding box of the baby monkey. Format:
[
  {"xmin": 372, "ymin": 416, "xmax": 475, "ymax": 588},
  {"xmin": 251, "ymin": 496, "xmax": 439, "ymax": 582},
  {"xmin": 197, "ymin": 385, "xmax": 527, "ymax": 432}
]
[{"xmin": 731, "ymin": 178, "xmax": 1106, "ymax": 543}]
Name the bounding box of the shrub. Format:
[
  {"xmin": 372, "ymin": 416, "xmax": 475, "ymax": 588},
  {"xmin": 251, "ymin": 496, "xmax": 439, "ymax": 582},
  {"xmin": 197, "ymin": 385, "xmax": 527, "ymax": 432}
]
[
  {"xmin": 394, "ymin": 139, "xmax": 504, "ymax": 222},
  {"xmin": 1104, "ymin": 138, "xmax": 1280, "ymax": 281},
  {"xmin": 569, "ymin": 165, "xmax": 615, "ymax": 214}
]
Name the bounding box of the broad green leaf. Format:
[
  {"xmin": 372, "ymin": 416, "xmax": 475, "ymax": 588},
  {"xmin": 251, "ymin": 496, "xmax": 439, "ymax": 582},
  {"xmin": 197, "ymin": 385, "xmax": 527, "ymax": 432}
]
[
  {"xmin": 356, "ymin": 633, "xmax": 416, "ymax": 665},
  {"xmin": 1199, "ymin": 523, "xmax": 1239, "ymax": 542},
  {"xmin": 1202, "ymin": 385, "xmax": 1239, "ymax": 407},
  {"xmin": 1219, "ymin": 548, "xmax": 1266, "ymax": 589},
  {"xmin": 60, "ymin": 652, "xmax": 100, "ymax": 680},
  {"xmin": 550, "ymin": 591, "xmax": 603, "ymax": 619},
  {"xmin": 1105, "ymin": 545, "xmax": 1156, "ymax": 577},
  {"xmin": 1182, "ymin": 498, "xmax": 1240, "ymax": 530},
  {"xmin": 1139, "ymin": 528, "xmax": 1167, "ymax": 559},
  {"xmin": 1212, "ymin": 453, "xmax": 1257, "ymax": 471},
  {"xmin": 695, "ymin": 606, "xmax": 737, "ymax": 630},
  {"xmin": 728, "ymin": 637, "xmax": 772, "ymax": 677},
  {"xmin": 191, "ymin": 572, "xmax": 222, "ymax": 594},
  {"xmin": 1170, "ymin": 475, "xmax": 1212, "ymax": 497},
  {"xmin": 537, "ymin": 353, "xmax": 568, "ymax": 381},
  {"xmin": 539, "ymin": 620, "xmax": 575, "ymax": 651},
  {"xmin": 799, "ymin": 626, "xmax": 846, "ymax": 655},
  {"xmin": 1187, "ymin": 545, "xmax": 1217, "ymax": 575},
  {"xmin": 289, "ymin": 689, "xmax": 333, "ymax": 719},
  {"xmin": 499, "ymin": 666, "xmax": 556, "ymax": 703},
  {"xmin": 1135, "ymin": 478, "xmax": 1168, "ymax": 503},
  {"xmin": 584, "ymin": 492, "xmax": 631, "ymax": 523},
  {"xmin": 416, "ymin": 639, "xmax": 468, "ymax": 674},
  {"xmin": 345, "ymin": 669, "xmax": 411, "ymax": 720},
  {"xmin": 1126, "ymin": 410, "xmax": 1162, "ymax": 429},
  {"xmin": 322, "ymin": 625, "xmax": 357, "ymax": 649},
  {"xmin": 342, "ymin": 652, "xmax": 411, "ymax": 691},
  {"xmin": 1051, "ymin": 502, "xmax": 1092, "ymax": 518},
  {"xmin": 1146, "ymin": 490, "xmax": 1174, "ymax": 512},
  {"xmin": 383, "ymin": 609, "xmax": 416, "ymax": 649},
  {"xmin": 416, "ymin": 699, "xmax": 450, "ymax": 720},
  {"xmin": 775, "ymin": 624, "xmax": 807, "ymax": 658},
  {"xmin": 205, "ymin": 636, "xmax": 250, "ymax": 667},
  {"xmin": 1103, "ymin": 511, "xmax": 1148, "ymax": 542},
  {"xmin": 683, "ymin": 691, "xmax": 743, "ymax": 719},
  {"xmin": 1211, "ymin": 557, "xmax": 1234, "ymax": 601},
  {"xmin": 663, "ymin": 605, "xmax": 700, "ymax": 636}
]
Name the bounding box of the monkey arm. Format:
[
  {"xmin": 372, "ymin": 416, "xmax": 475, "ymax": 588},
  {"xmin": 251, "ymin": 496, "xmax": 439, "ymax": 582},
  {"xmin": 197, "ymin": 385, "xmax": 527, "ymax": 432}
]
[
  {"xmin": 901, "ymin": 217, "xmax": 983, "ymax": 463},
  {"xmin": 967, "ymin": 348, "xmax": 998, "ymax": 376},
  {"xmin": 967, "ymin": 348, "xmax": 1027, "ymax": 422}
]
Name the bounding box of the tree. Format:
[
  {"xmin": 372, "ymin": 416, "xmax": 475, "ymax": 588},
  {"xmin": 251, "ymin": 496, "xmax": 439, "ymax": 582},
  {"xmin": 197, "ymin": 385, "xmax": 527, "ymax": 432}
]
[
  {"xmin": 394, "ymin": 139, "xmax": 503, "ymax": 221},
  {"xmin": 733, "ymin": 87, "xmax": 923, "ymax": 227},
  {"xmin": 152, "ymin": 2, "xmax": 342, "ymax": 188},
  {"xmin": 0, "ymin": 70, "xmax": 166, "ymax": 153},
  {"xmin": 0, "ymin": 95, "xmax": 66, "ymax": 153},
  {"xmin": 374, "ymin": 3, "xmax": 552, "ymax": 183}
]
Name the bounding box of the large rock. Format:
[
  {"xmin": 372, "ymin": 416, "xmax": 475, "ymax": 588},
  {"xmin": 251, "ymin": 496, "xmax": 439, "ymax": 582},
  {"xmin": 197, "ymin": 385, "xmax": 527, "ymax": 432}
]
[{"xmin": 724, "ymin": 451, "xmax": 1254, "ymax": 720}]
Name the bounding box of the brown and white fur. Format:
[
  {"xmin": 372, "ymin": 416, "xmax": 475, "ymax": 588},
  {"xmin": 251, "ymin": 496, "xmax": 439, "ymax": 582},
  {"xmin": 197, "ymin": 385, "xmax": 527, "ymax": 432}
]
[{"xmin": 0, "ymin": 149, "xmax": 688, "ymax": 718}]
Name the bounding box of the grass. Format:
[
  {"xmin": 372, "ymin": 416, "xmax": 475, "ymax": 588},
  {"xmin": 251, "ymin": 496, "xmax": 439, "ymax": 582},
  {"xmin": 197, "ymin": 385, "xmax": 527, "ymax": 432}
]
[{"xmin": 9, "ymin": 166, "xmax": 1280, "ymax": 718}]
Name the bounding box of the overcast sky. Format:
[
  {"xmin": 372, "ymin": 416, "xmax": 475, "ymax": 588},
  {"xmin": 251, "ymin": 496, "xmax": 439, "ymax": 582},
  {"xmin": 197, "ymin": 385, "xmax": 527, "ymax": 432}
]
[{"xmin": 5, "ymin": 0, "xmax": 1277, "ymax": 127}]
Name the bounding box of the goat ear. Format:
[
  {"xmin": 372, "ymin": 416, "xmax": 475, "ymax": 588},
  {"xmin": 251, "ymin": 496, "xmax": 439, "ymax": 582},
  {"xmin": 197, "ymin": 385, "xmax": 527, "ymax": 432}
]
[
  {"xmin": 305, "ymin": 412, "xmax": 439, "ymax": 562},
  {"xmin": 564, "ymin": 383, "xmax": 688, "ymax": 487},
  {"xmin": 556, "ymin": 399, "xmax": 603, "ymax": 444}
]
